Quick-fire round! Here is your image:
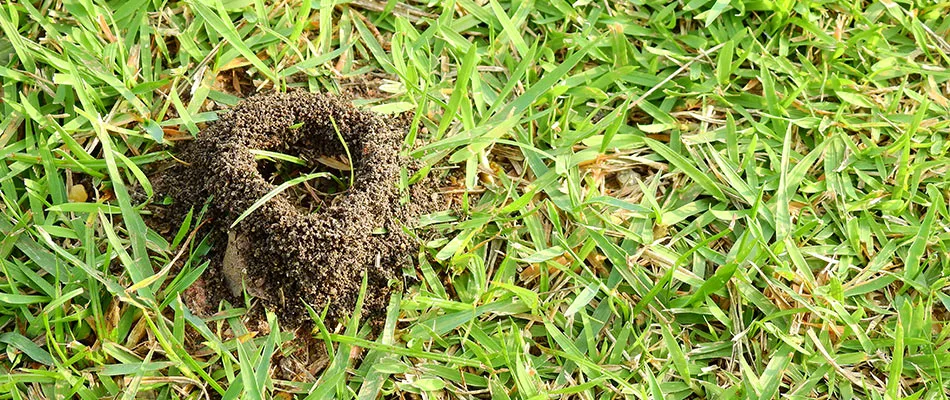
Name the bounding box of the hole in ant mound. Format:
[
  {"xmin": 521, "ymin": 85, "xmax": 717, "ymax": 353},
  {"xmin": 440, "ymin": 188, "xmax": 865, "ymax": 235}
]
[{"xmin": 252, "ymin": 149, "xmax": 354, "ymax": 213}]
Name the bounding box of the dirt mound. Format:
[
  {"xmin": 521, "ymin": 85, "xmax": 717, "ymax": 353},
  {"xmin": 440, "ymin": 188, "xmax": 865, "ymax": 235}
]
[{"xmin": 152, "ymin": 91, "xmax": 436, "ymax": 327}]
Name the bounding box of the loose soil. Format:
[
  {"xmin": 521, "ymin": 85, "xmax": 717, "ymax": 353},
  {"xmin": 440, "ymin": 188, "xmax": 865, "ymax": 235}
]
[{"xmin": 151, "ymin": 91, "xmax": 438, "ymax": 327}]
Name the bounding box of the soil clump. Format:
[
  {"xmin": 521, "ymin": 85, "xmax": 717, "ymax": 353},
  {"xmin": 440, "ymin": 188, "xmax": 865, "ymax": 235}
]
[{"xmin": 151, "ymin": 91, "xmax": 436, "ymax": 327}]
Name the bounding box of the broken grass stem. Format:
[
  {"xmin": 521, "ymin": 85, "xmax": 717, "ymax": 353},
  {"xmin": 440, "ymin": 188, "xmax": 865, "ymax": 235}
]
[
  {"xmin": 327, "ymin": 115, "xmax": 355, "ymax": 189},
  {"xmin": 230, "ymin": 172, "xmax": 331, "ymax": 229},
  {"xmin": 249, "ymin": 149, "xmax": 309, "ymax": 165}
]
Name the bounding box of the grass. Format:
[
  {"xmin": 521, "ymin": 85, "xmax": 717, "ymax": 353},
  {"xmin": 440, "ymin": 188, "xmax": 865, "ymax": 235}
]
[{"xmin": 1, "ymin": 0, "xmax": 950, "ymax": 398}]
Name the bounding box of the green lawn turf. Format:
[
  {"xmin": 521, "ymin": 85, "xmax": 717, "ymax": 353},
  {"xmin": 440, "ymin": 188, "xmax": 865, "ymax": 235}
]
[{"xmin": 2, "ymin": 0, "xmax": 950, "ymax": 398}]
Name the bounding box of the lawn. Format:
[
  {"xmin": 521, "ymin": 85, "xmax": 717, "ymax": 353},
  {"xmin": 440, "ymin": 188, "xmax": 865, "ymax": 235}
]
[{"xmin": 2, "ymin": 0, "xmax": 950, "ymax": 398}]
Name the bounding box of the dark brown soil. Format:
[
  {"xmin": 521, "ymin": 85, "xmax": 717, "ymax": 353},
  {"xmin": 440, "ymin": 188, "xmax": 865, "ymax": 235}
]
[{"xmin": 151, "ymin": 91, "xmax": 438, "ymax": 327}]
